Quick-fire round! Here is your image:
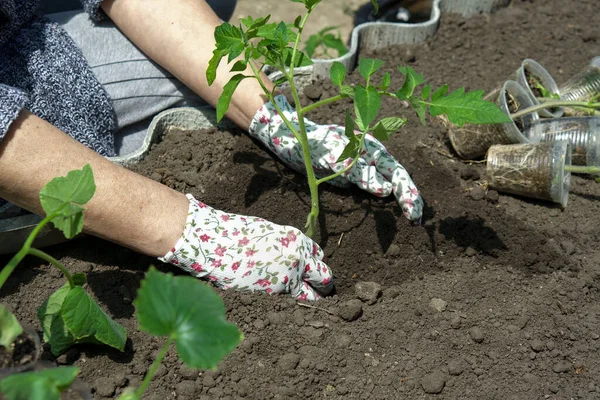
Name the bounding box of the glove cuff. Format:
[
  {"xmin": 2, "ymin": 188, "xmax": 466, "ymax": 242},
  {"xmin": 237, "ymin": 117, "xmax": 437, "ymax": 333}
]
[{"xmin": 158, "ymin": 194, "xmax": 212, "ymax": 277}]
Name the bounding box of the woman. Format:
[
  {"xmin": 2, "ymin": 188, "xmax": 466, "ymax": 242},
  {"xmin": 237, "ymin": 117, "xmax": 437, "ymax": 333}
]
[{"xmin": 0, "ymin": 0, "xmax": 422, "ymax": 299}]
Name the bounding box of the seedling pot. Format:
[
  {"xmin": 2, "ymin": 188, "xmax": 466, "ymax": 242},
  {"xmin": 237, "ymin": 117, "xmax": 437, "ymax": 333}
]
[
  {"xmin": 446, "ymin": 80, "xmax": 539, "ymax": 159},
  {"xmin": 486, "ymin": 141, "xmax": 571, "ymax": 206},
  {"xmin": 559, "ymin": 56, "xmax": 600, "ymax": 116},
  {"xmin": 527, "ymin": 117, "xmax": 600, "ymax": 166},
  {"xmin": 440, "ymin": 0, "xmax": 510, "ymax": 16},
  {"xmin": 0, "ymin": 326, "xmax": 41, "ymax": 379},
  {"xmin": 514, "ymin": 59, "xmax": 563, "ymax": 118}
]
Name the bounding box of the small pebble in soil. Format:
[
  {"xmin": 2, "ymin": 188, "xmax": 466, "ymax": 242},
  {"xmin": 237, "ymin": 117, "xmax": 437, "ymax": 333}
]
[
  {"xmin": 464, "ymin": 247, "xmax": 477, "ymax": 257},
  {"xmin": 303, "ymin": 84, "xmax": 322, "ymax": 100},
  {"xmin": 355, "ymin": 281, "xmax": 382, "ymax": 304},
  {"xmin": 531, "ymin": 339, "xmax": 545, "ymax": 352},
  {"xmin": 277, "ymin": 353, "xmax": 300, "ymax": 371},
  {"xmin": 468, "ymin": 326, "xmax": 485, "ymax": 343},
  {"xmin": 176, "ymin": 380, "xmax": 198, "ymax": 398},
  {"xmin": 552, "ymin": 363, "xmax": 572, "ymax": 373},
  {"xmin": 337, "ymin": 300, "xmax": 363, "ymax": 322},
  {"xmin": 385, "ymin": 243, "xmax": 401, "ymax": 258},
  {"xmin": 94, "ymin": 377, "xmax": 117, "ymax": 398},
  {"xmin": 486, "ymin": 190, "xmax": 500, "ymax": 203},
  {"xmin": 450, "ymin": 314, "xmax": 462, "ymax": 329},
  {"xmin": 549, "ymin": 383, "xmax": 560, "ymax": 393},
  {"xmin": 447, "ymin": 359, "xmax": 464, "ymax": 376},
  {"xmin": 469, "ymin": 186, "xmax": 485, "ymax": 201},
  {"xmin": 383, "ymin": 285, "xmax": 401, "ymax": 299},
  {"xmin": 421, "ymin": 371, "xmax": 446, "ymax": 394},
  {"xmin": 429, "ymin": 298, "xmax": 447, "ymax": 312}
]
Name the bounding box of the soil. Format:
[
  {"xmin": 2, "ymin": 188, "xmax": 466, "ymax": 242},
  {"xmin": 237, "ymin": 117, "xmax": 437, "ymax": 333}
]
[
  {"xmin": 0, "ymin": 331, "xmax": 39, "ymax": 370},
  {"xmin": 2, "ymin": 0, "xmax": 600, "ymax": 399}
]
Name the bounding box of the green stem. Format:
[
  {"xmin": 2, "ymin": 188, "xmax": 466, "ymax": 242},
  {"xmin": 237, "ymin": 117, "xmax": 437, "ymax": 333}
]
[
  {"xmin": 565, "ymin": 165, "xmax": 600, "ymax": 175},
  {"xmin": 289, "ymin": 11, "xmax": 312, "ymax": 80},
  {"xmin": 0, "ymin": 212, "xmax": 57, "ymax": 290},
  {"xmin": 316, "ymin": 131, "xmax": 368, "ymax": 186},
  {"xmin": 510, "ymin": 101, "xmax": 600, "ymax": 120},
  {"xmin": 135, "ymin": 337, "xmax": 174, "ymax": 399},
  {"xmin": 28, "ymin": 248, "xmax": 75, "ymax": 288},
  {"xmin": 301, "ymin": 95, "xmax": 344, "ymax": 114}
]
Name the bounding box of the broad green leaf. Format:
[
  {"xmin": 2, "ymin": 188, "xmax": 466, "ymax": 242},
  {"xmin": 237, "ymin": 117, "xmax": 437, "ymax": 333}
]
[
  {"xmin": 432, "ymin": 84, "xmax": 448, "ymax": 101},
  {"xmin": 343, "ymin": 108, "xmax": 355, "ymax": 140},
  {"xmin": 0, "ymin": 305, "xmax": 22, "ymax": 348},
  {"xmin": 61, "ymin": 287, "xmax": 127, "ymax": 352},
  {"xmin": 359, "ymin": 58, "xmax": 384, "ymax": 82},
  {"xmin": 217, "ymin": 74, "xmax": 248, "ymax": 122},
  {"xmin": 379, "ymin": 72, "xmax": 391, "ymax": 91},
  {"xmin": 429, "ymin": 87, "xmax": 512, "ymax": 127},
  {"xmin": 421, "ymin": 84, "xmax": 431, "ymax": 101},
  {"xmin": 206, "ymin": 48, "xmax": 227, "ymax": 86},
  {"xmin": 0, "ymin": 366, "xmax": 79, "ymax": 400},
  {"xmin": 372, "ymin": 117, "xmax": 407, "ymax": 141},
  {"xmin": 330, "ymin": 62, "xmax": 346, "ymax": 87},
  {"xmin": 354, "ymin": 86, "xmax": 381, "ymax": 130},
  {"xmin": 214, "ymin": 23, "xmax": 244, "ymax": 50},
  {"xmin": 397, "ymin": 65, "xmax": 425, "ymax": 100},
  {"xmin": 134, "ymin": 267, "xmax": 242, "ymax": 369},
  {"xmin": 39, "ymin": 165, "xmax": 95, "ymax": 239},
  {"xmin": 336, "ymin": 111, "xmax": 360, "ymax": 163}
]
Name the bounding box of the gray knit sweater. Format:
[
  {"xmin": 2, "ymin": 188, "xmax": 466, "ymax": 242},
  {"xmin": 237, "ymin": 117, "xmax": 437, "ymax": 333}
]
[{"xmin": 0, "ymin": 0, "xmax": 117, "ymax": 157}]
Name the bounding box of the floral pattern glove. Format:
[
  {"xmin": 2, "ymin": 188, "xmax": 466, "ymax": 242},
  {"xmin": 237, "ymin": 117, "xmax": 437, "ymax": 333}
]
[
  {"xmin": 159, "ymin": 194, "xmax": 333, "ymax": 300},
  {"xmin": 249, "ymin": 94, "xmax": 423, "ymax": 221}
]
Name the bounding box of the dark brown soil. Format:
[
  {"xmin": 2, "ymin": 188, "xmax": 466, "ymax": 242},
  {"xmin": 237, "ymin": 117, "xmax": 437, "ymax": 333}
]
[
  {"xmin": 0, "ymin": 332, "xmax": 38, "ymax": 370},
  {"xmin": 2, "ymin": 0, "xmax": 600, "ymax": 399}
]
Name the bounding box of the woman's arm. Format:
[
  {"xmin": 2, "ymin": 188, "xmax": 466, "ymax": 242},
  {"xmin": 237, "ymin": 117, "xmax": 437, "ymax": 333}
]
[
  {"xmin": 100, "ymin": 0, "xmax": 274, "ymax": 130},
  {"xmin": 0, "ymin": 110, "xmax": 189, "ymax": 257}
]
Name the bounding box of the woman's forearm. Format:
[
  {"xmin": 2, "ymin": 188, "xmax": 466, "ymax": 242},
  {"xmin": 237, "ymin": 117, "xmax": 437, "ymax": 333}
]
[{"xmin": 100, "ymin": 0, "xmax": 273, "ymax": 130}]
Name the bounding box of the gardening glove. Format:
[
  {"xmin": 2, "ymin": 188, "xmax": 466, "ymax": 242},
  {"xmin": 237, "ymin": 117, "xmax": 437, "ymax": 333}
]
[
  {"xmin": 159, "ymin": 194, "xmax": 333, "ymax": 300},
  {"xmin": 249, "ymin": 94, "xmax": 423, "ymax": 222}
]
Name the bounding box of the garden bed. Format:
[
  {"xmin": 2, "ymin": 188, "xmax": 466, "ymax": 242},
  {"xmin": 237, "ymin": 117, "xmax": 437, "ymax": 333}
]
[{"xmin": 2, "ymin": 0, "xmax": 600, "ymax": 398}]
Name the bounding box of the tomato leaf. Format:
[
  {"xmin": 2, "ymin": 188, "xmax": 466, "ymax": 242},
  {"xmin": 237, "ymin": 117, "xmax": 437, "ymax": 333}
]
[
  {"xmin": 372, "ymin": 117, "xmax": 407, "ymax": 141},
  {"xmin": 330, "ymin": 62, "xmax": 346, "ymax": 87},
  {"xmin": 0, "ymin": 366, "xmax": 79, "ymax": 400},
  {"xmin": 354, "ymin": 86, "xmax": 381, "ymax": 130}
]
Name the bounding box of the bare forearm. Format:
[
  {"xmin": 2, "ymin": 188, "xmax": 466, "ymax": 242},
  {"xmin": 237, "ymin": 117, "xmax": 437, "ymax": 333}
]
[
  {"xmin": 0, "ymin": 111, "xmax": 188, "ymax": 257},
  {"xmin": 100, "ymin": 0, "xmax": 273, "ymax": 129}
]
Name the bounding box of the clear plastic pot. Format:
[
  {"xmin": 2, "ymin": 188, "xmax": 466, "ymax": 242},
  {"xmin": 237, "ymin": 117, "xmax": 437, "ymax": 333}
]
[
  {"xmin": 446, "ymin": 80, "xmax": 539, "ymax": 159},
  {"xmin": 527, "ymin": 117, "xmax": 600, "ymax": 166},
  {"xmin": 486, "ymin": 141, "xmax": 571, "ymax": 207},
  {"xmin": 559, "ymin": 57, "xmax": 600, "ymax": 116},
  {"xmin": 514, "ymin": 59, "xmax": 563, "ymax": 118}
]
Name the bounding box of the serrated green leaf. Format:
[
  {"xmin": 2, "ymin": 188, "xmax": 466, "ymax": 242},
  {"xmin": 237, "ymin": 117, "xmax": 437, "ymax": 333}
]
[
  {"xmin": 230, "ymin": 60, "xmax": 247, "ymax": 72},
  {"xmin": 282, "ymin": 48, "xmax": 313, "ymax": 68},
  {"xmin": 380, "ymin": 72, "xmax": 391, "ymax": 91},
  {"xmin": 39, "ymin": 165, "xmax": 95, "ymax": 239},
  {"xmin": 340, "ymin": 85, "xmax": 354, "ymax": 98},
  {"xmin": 322, "ymin": 35, "xmax": 348, "ymax": 57},
  {"xmin": 206, "ymin": 48, "xmax": 226, "ymax": 86},
  {"xmin": 217, "ymin": 74, "xmax": 248, "ymax": 122},
  {"xmin": 421, "ymin": 84, "xmax": 431, "ymax": 101},
  {"xmin": 336, "ymin": 111, "xmax": 361, "ymax": 162},
  {"xmin": 0, "ymin": 305, "xmax": 22, "ymax": 348},
  {"xmin": 397, "ymin": 66, "xmax": 425, "ymax": 100},
  {"xmin": 429, "ymin": 87, "xmax": 512, "ymax": 127},
  {"xmin": 61, "ymin": 287, "xmax": 127, "ymax": 352},
  {"xmin": 330, "ymin": 62, "xmax": 346, "ymax": 87},
  {"xmin": 214, "ymin": 23, "xmax": 244, "ymax": 50},
  {"xmin": 372, "ymin": 117, "xmax": 407, "ymax": 141},
  {"xmin": 134, "ymin": 267, "xmax": 242, "ymax": 369},
  {"xmin": 359, "ymin": 58, "xmax": 384, "ymax": 82},
  {"xmin": 344, "ymin": 108, "xmax": 355, "ymax": 140},
  {"xmin": 354, "ymin": 86, "xmax": 381, "ymax": 131},
  {"xmin": 432, "ymin": 84, "xmax": 448, "ymax": 101},
  {"xmin": 0, "ymin": 366, "xmax": 79, "ymax": 400}
]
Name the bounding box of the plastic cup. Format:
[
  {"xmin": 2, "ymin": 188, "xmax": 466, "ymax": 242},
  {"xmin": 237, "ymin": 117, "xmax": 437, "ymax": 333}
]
[
  {"xmin": 514, "ymin": 59, "xmax": 563, "ymax": 118},
  {"xmin": 526, "ymin": 117, "xmax": 600, "ymax": 166},
  {"xmin": 560, "ymin": 57, "xmax": 600, "ymax": 102},
  {"xmin": 446, "ymin": 80, "xmax": 539, "ymax": 159},
  {"xmin": 486, "ymin": 141, "xmax": 571, "ymax": 207}
]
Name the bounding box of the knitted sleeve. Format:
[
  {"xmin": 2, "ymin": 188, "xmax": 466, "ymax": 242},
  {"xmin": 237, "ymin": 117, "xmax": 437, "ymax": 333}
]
[
  {"xmin": 0, "ymin": 0, "xmax": 40, "ymax": 46},
  {"xmin": 0, "ymin": 84, "xmax": 29, "ymax": 143},
  {"xmin": 79, "ymin": 0, "xmax": 105, "ymax": 21}
]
